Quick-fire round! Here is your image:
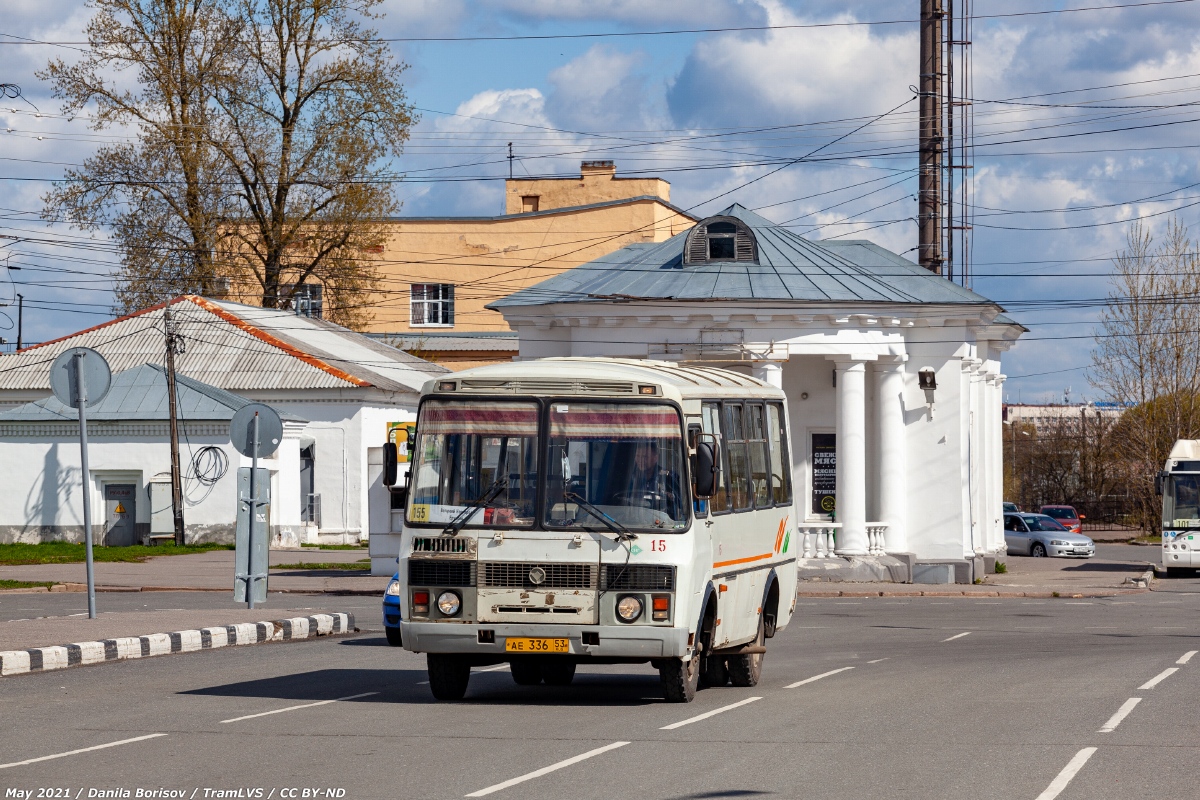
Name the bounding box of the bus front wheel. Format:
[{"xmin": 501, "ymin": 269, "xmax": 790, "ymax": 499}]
[
  {"xmin": 427, "ymin": 654, "xmax": 471, "ymax": 701},
  {"xmin": 659, "ymin": 655, "xmax": 699, "ymax": 703}
]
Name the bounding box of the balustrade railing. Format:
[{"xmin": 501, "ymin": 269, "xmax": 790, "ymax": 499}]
[{"xmin": 798, "ymin": 522, "xmax": 889, "ymax": 557}]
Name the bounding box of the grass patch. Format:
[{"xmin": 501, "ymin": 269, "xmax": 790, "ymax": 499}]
[
  {"xmin": 0, "ymin": 579, "xmax": 57, "ymax": 590},
  {"xmin": 1132, "ymin": 535, "xmax": 1162, "ymax": 545},
  {"xmin": 0, "ymin": 542, "xmax": 234, "ymax": 566},
  {"xmin": 300, "ymin": 543, "xmax": 366, "ymax": 550},
  {"xmin": 994, "ymin": 562, "xmax": 1007, "ymax": 574},
  {"xmin": 1052, "ymin": 591, "xmax": 1061, "ymax": 598},
  {"xmin": 271, "ymin": 560, "xmax": 370, "ymax": 571}
]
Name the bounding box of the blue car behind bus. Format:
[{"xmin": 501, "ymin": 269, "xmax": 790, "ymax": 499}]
[{"xmin": 384, "ymin": 571, "xmax": 402, "ymax": 647}]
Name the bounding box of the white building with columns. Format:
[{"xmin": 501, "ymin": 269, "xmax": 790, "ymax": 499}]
[{"xmin": 490, "ymin": 205, "xmax": 1025, "ymax": 576}]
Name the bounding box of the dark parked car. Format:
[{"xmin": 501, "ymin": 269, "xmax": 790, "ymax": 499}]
[
  {"xmin": 1004, "ymin": 513, "xmax": 1095, "ymax": 558},
  {"xmin": 1040, "ymin": 505, "xmax": 1083, "ymax": 533},
  {"xmin": 1003, "ymin": 501, "xmax": 1019, "ymax": 513}
]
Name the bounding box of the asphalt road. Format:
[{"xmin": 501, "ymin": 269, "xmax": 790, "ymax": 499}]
[
  {"xmin": 0, "ymin": 592, "xmax": 380, "ymax": 624},
  {"xmin": 3, "ymin": 592, "xmax": 1200, "ymax": 800}
]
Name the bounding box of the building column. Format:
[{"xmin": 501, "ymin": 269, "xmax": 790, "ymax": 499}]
[
  {"xmin": 877, "ymin": 357, "xmax": 908, "ymax": 553},
  {"xmin": 753, "ymin": 361, "xmax": 783, "ymax": 389},
  {"xmin": 832, "ymin": 357, "xmax": 869, "ymax": 556},
  {"xmin": 990, "ymin": 373, "xmax": 1006, "ymax": 551}
]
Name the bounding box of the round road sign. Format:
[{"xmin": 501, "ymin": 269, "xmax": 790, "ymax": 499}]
[
  {"xmin": 230, "ymin": 403, "xmax": 283, "ymax": 458},
  {"xmin": 49, "ymin": 347, "xmax": 112, "ymax": 409}
]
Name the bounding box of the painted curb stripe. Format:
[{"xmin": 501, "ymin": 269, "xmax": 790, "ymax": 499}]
[{"xmin": 0, "ymin": 613, "xmax": 355, "ymax": 678}]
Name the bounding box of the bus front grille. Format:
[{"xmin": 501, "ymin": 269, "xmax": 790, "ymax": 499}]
[
  {"xmin": 479, "ymin": 562, "xmax": 597, "ymax": 590},
  {"xmin": 602, "ymin": 564, "xmax": 676, "ymax": 591},
  {"xmin": 409, "ymin": 560, "xmax": 477, "ymax": 587}
]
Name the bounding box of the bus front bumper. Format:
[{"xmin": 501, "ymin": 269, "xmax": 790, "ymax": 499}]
[{"xmin": 400, "ymin": 621, "xmax": 689, "ymax": 659}]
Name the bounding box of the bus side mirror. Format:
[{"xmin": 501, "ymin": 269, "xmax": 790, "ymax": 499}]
[
  {"xmin": 1156, "ymin": 471, "xmax": 1167, "ymax": 496},
  {"xmin": 383, "ymin": 442, "xmax": 398, "ymax": 487},
  {"xmin": 694, "ymin": 440, "xmax": 718, "ymax": 498}
]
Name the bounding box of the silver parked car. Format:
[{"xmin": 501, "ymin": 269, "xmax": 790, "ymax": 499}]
[{"xmin": 1004, "ymin": 513, "xmax": 1095, "ymax": 558}]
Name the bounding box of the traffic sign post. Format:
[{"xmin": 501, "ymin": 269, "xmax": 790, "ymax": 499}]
[
  {"xmin": 230, "ymin": 403, "xmax": 282, "ymax": 609},
  {"xmin": 49, "ymin": 347, "xmax": 112, "ymax": 620}
]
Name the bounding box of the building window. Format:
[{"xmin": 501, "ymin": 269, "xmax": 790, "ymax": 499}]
[
  {"xmin": 521, "ymin": 195, "xmax": 540, "ymax": 213},
  {"xmin": 707, "ymin": 221, "xmax": 737, "ymax": 260},
  {"xmin": 410, "ymin": 283, "xmax": 454, "ymax": 326},
  {"xmin": 683, "ymin": 215, "xmax": 759, "ymax": 265}
]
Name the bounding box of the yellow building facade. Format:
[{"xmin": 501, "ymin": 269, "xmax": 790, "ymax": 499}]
[{"xmin": 366, "ymin": 161, "xmax": 694, "ymax": 367}]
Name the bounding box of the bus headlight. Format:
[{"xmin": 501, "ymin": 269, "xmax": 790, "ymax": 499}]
[
  {"xmin": 616, "ymin": 595, "xmax": 642, "ymax": 623},
  {"xmin": 437, "ymin": 590, "xmax": 462, "ymax": 616}
]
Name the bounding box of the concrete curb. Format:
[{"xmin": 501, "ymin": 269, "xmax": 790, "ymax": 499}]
[
  {"xmin": 0, "ymin": 584, "xmax": 382, "ymax": 596},
  {"xmin": 0, "ymin": 612, "xmax": 355, "ymax": 678}
]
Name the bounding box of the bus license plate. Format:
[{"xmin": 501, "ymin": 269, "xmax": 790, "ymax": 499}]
[{"xmin": 505, "ymin": 637, "xmax": 569, "ymax": 653}]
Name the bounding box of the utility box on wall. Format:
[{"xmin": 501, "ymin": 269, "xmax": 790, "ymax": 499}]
[{"xmin": 149, "ymin": 479, "xmax": 174, "ymax": 535}]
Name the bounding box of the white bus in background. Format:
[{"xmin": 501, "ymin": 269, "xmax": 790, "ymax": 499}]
[
  {"xmin": 1159, "ymin": 439, "xmax": 1200, "ymax": 576},
  {"xmin": 394, "ymin": 358, "xmax": 798, "ymax": 702}
]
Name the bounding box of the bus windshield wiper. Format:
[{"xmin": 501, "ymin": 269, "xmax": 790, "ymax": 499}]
[
  {"xmin": 565, "ymin": 492, "xmax": 637, "ymax": 542},
  {"xmin": 443, "ymin": 479, "xmax": 507, "ymax": 536}
]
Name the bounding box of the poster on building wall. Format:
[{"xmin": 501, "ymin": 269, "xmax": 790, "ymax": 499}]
[
  {"xmin": 387, "ymin": 422, "xmax": 416, "ymax": 463},
  {"xmin": 811, "ymin": 433, "xmax": 836, "ymax": 515}
]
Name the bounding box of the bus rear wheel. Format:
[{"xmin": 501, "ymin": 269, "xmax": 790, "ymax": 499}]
[
  {"xmin": 427, "ymin": 654, "xmax": 471, "ymax": 701},
  {"xmin": 728, "ymin": 615, "xmax": 765, "ymax": 687},
  {"xmin": 509, "ymin": 658, "xmax": 543, "ymax": 685},
  {"xmin": 659, "ymin": 655, "xmax": 699, "ymax": 703},
  {"xmin": 542, "ymin": 660, "xmax": 577, "ymax": 686}
]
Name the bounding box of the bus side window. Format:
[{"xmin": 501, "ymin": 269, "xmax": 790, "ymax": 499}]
[
  {"xmin": 701, "ymin": 402, "xmax": 729, "ymax": 513},
  {"xmin": 724, "ymin": 402, "xmax": 752, "ymax": 511},
  {"xmin": 767, "ymin": 403, "xmax": 793, "ymax": 505},
  {"xmin": 746, "ymin": 403, "xmax": 772, "ymax": 508}
]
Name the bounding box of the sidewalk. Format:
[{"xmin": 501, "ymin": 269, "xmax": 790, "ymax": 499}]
[{"xmin": 0, "ymin": 548, "xmax": 387, "ymax": 594}]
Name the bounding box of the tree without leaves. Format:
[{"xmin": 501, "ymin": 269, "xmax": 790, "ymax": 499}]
[
  {"xmin": 213, "ymin": 0, "xmax": 415, "ymax": 329},
  {"xmin": 41, "ymin": 0, "xmax": 416, "ymax": 329},
  {"xmin": 40, "ymin": 0, "xmax": 241, "ymax": 311},
  {"xmin": 1089, "ymin": 219, "xmax": 1200, "ymax": 528}
]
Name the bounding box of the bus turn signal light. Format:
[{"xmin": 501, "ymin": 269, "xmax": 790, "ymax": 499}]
[
  {"xmin": 413, "ymin": 590, "xmax": 430, "ymax": 614},
  {"xmin": 652, "ymin": 594, "xmax": 670, "ymax": 621}
]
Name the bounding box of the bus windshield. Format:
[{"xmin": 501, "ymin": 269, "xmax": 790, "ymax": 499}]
[
  {"xmin": 544, "ymin": 402, "xmax": 689, "ymax": 532},
  {"xmin": 1164, "ymin": 473, "xmax": 1200, "ymax": 530},
  {"xmin": 407, "ymin": 400, "xmax": 539, "ymax": 528}
]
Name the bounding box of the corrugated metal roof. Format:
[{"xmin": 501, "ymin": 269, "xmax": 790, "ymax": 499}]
[
  {"xmin": 490, "ymin": 204, "xmax": 1004, "ymax": 309},
  {"xmin": 0, "ymin": 363, "xmax": 303, "ymax": 423},
  {"xmin": 0, "ymin": 296, "xmax": 447, "ymax": 394}
]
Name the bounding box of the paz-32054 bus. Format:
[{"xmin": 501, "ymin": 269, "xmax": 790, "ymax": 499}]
[{"xmin": 396, "ymin": 358, "xmax": 797, "ymax": 702}]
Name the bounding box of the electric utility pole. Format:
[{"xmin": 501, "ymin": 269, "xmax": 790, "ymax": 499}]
[
  {"xmin": 163, "ymin": 305, "xmax": 186, "ymax": 545},
  {"xmin": 15, "ymin": 293, "xmax": 22, "ymax": 350},
  {"xmin": 918, "ymin": 0, "xmax": 945, "ymax": 275}
]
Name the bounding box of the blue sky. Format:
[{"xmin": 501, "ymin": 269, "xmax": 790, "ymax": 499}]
[{"xmin": 5, "ymin": 0, "xmax": 1200, "ymax": 403}]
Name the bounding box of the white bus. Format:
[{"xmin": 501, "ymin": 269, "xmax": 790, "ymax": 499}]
[
  {"xmin": 395, "ymin": 358, "xmax": 798, "ymax": 702},
  {"xmin": 1159, "ymin": 439, "xmax": 1200, "ymax": 576}
]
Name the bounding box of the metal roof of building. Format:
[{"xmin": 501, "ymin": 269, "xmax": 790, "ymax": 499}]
[
  {"xmin": 490, "ymin": 204, "xmax": 1005, "ymax": 309},
  {"xmin": 0, "ymin": 296, "xmax": 447, "ymax": 394},
  {"xmin": 0, "ymin": 363, "xmax": 303, "ymax": 423}
]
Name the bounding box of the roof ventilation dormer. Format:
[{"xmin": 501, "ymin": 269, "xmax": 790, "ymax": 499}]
[{"xmin": 683, "ymin": 215, "xmax": 758, "ymax": 265}]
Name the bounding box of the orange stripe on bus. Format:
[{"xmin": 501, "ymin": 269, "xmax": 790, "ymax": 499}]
[{"xmin": 713, "ymin": 552, "xmax": 774, "ymax": 569}]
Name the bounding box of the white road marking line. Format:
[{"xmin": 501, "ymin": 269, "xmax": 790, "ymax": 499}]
[
  {"xmin": 1034, "ymin": 747, "xmax": 1097, "ymax": 800},
  {"xmin": 219, "ymin": 692, "xmax": 377, "ymax": 723},
  {"xmin": 659, "ymin": 696, "xmax": 762, "ymax": 730},
  {"xmin": 0, "ymin": 734, "xmax": 168, "ymax": 770},
  {"xmin": 1178, "ymin": 650, "xmax": 1198, "ymax": 665},
  {"xmin": 1098, "ymin": 697, "xmax": 1142, "ymax": 733},
  {"xmin": 417, "ymin": 681, "xmax": 429, "ymax": 685},
  {"xmin": 942, "ymin": 632, "xmax": 972, "ymax": 642},
  {"xmin": 785, "ymin": 666, "xmax": 855, "ymax": 689},
  {"xmin": 465, "ymin": 741, "xmax": 629, "ymax": 797},
  {"xmin": 866, "ymin": 658, "xmax": 890, "ymax": 664},
  {"xmin": 476, "ymin": 664, "xmax": 509, "ymax": 672},
  {"xmin": 1139, "ymin": 667, "xmax": 1179, "ymax": 690}
]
